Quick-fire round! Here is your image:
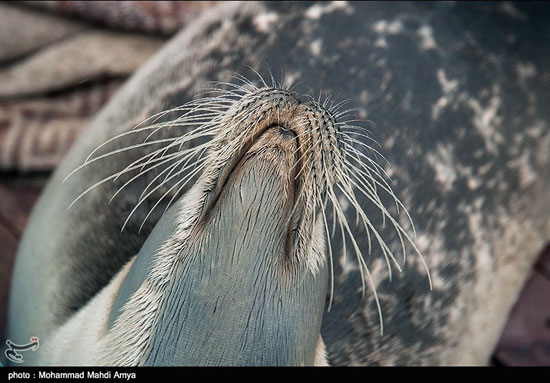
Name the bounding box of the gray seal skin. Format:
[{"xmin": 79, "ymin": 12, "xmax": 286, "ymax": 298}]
[{"xmin": 7, "ymin": 1, "xmax": 550, "ymax": 365}]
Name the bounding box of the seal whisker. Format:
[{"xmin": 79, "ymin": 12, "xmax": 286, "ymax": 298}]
[
  {"xmin": 342, "ymin": 150, "xmax": 387, "ymax": 217},
  {"xmin": 340, "ymin": 134, "xmax": 390, "ymax": 169},
  {"xmin": 341, "ymin": 142, "xmax": 397, "ymax": 203},
  {"xmin": 292, "ymin": 143, "xmax": 317, "ymax": 182},
  {"xmin": 138, "ymin": 123, "xmax": 216, "ymax": 176},
  {"xmin": 328, "ymin": 98, "xmax": 353, "ymax": 113},
  {"xmin": 123, "ymin": 160, "xmax": 208, "ymax": 232},
  {"xmin": 162, "ymin": 155, "xmax": 215, "ymax": 214},
  {"xmin": 199, "ymin": 86, "xmax": 250, "ymax": 100},
  {"xmin": 109, "ymin": 151, "xmax": 189, "ymax": 205},
  {"xmin": 113, "ymin": 137, "xmax": 210, "ymax": 183},
  {"xmin": 341, "ymin": 174, "xmax": 404, "ymax": 274},
  {"xmin": 338, "ymin": 127, "xmax": 381, "ymax": 149},
  {"xmin": 289, "ymin": 138, "xmax": 313, "ymax": 171},
  {"xmin": 265, "ymin": 64, "xmax": 277, "ymax": 89},
  {"xmin": 211, "ymin": 78, "xmax": 256, "ymax": 92},
  {"xmin": 63, "ymin": 137, "xmax": 180, "ymax": 185},
  {"xmin": 137, "ymin": 144, "xmax": 209, "ymax": 202},
  {"xmin": 81, "ymin": 103, "xmax": 220, "ymax": 166},
  {"xmin": 66, "ymin": 101, "xmax": 223, "ymax": 204},
  {"xmin": 328, "ymin": 186, "xmax": 385, "ymax": 335},
  {"xmin": 137, "ymin": 145, "xmax": 216, "ymax": 208},
  {"xmin": 228, "ymin": 73, "xmax": 259, "ymax": 90},
  {"xmin": 332, "ymin": 107, "xmax": 365, "ymax": 120},
  {"xmin": 338, "ymin": 124, "xmax": 376, "ymax": 141},
  {"xmin": 340, "ymin": 134, "xmax": 385, "ymax": 165},
  {"xmin": 66, "ymin": 134, "xmax": 208, "ymax": 186},
  {"xmin": 339, "ymin": 162, "xmax": 430, "ymax": 285},
  {"xmin": 335, "ymin": 179, "xmax": 396, "ymax": 280},
  {"xmin": 64, "ymin": 78, "xmax": 432, "ymax": 342},
  {"xmin": 138, "ymin": 161, "xmax": 209, "ymax": 233},
  {"xmin": 113, "ymin": 139, "xmax": 209, "ymax": 185},
  {"xmin": 89, "ymin": 105, "xmax": 190, "ymax": 156},
  {"xmin": 343, "ymin": 157, "xmax": 416, "ymax": 237},
  {"xmin": 140, "ymin": 114, "xmax": 218, "ymax": 144},
  {"xmin": 68, "ymin": 147, "xmax": 193, "ymax": 210},
  {"xmin": 246, "ymin": 65, "xmax": 270, "ymax": 88},
  {"xmin": 327, "ymin": 139, "xmax": 386, "ymax": 231}
]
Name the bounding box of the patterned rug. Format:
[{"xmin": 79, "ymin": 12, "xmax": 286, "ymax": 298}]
[{"xmin": 0, "ymin": 1, "xmax": 217, "ymax": 171}]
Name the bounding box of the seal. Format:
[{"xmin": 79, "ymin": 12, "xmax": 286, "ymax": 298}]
[
  {"xmin": 47, "ymin": 85, "xmax": 341, "ymax": 365},
  {"xmin": 7, "ymin": 1, "xmax": 550, "ymax": 365},
  {"xmin": 11, "ymin": 77, "xmax": 425, "ymax": 365}
]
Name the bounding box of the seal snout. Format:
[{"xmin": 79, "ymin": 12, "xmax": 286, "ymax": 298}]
[
  {"xmin": 273, "ymin": 125, "xmax": 297, "ymax": 141},
  {"xmin": 132, "ymin": 115, "xmax": 328, "ymax": 365},
  {"xmin": 198, "ymin": 87, "xmax": 345, "ymax": 274}
]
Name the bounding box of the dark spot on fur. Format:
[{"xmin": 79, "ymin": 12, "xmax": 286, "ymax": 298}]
[{"xmin": 203, "ymin": 20, "xmax": 222, "ymax": 38}]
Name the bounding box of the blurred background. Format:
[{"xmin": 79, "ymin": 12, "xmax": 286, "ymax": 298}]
[{"xmin": 0, "ymin": 1, "xmax": 548, "ymax": 366}]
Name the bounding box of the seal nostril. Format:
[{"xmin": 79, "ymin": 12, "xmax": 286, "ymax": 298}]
[{"xmin": 274, "ymin": 125, "xmax": 297, "ymax": 140}]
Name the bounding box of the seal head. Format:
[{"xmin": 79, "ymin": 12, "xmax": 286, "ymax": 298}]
[
  {"xmin": 144, "ymin": 127, "xmax": 327, "ymax": 365},
  {"xmin": 101, "ymin": 87, "xmax": 340, "ymax": 365}
]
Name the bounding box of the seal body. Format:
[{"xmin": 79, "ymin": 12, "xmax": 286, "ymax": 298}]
[{"xmin": 7, "ymin": 1, "xmax": 550, "ymax": 365}]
